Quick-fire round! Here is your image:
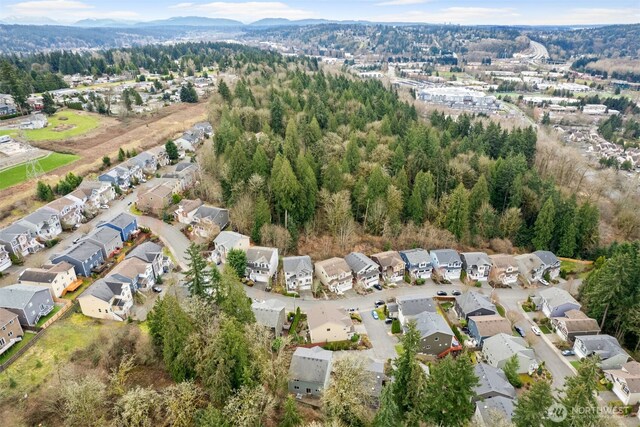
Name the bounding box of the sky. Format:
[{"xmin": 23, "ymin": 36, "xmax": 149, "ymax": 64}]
[{"xmin": 1, "ymin": 0, "xmax": 639, "ymax": 25}]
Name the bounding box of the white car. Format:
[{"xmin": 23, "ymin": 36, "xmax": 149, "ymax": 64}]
[
  {"xmin": 100, "ymin": 204, "xmax": 109, "ymax": 209},
  {"xmin": 531, "ymin": 326, "xmax": 542, "ymax": 336}
]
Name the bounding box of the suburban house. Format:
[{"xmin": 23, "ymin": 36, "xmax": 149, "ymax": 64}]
[
  {"xmin": 51, "ymin": 240, "xmax": 105, "ymax": 277},
  {"xmin": 69, "ymin": 180, "xmax": 115, "ymax": 213},
  {"xmin": 533, "ymin": 250, "xmax": 561, "ymax": 280},
  {"xmin": 345, "ymin": 252, "xmax": 380, "ymax": 289},
  {"xmin": 251, "ymin": 299, "xmax": 286, "ymax": 335},
  {"xmin": 126, "ymin": 241, "xmax": 165, "ymax": 278},
  {"xmin": 146, "ymin": 145, "xmax": 170, "ymax": 167},
  {"xmin": 605, "ymin": 361, "xmax": 640, "ymax": 405},
  {"xmin": 573, "ymin": 335, "xmax": 632, "ymax": 370},
  {"xmin": 193, "ymin": 121, "xmax": 213, "ymax": 137},
  {"xmin": 552, "ymin": 309, "xmax": 601, "ymax": 342},
  {"xmin": 120, "ymin": 159, "xmax": 144, "ymax": 182},
  {"xmin": 0, "ymin": 223, "xmax": 43, "ymax": 257},
  {"xmin": 315, "ymin": 257, "xmax": 353, "ymax": 294},
  {"xmin": 136, "ymin": 179, "xmax": 180, "ymax": 215},
  {"xmin": 174, "ymin": 199, "xmax": 204, "ymax": 224},
  {"xmin": 474, "ymin": 396, "xmax": 515, "ymax": 427},
  {"xmin": 430, "ymin": 249, "xmax": 463, "ymax": 281},
  {"xmin": 371, "ymin": 251, "xmax": 405, "ymax": 283},
  {"xmin": 212, "ymin": 231, "xmax": 250, "ymax": 264},
  {"xmin": 83, "ymin": 226, "xmax": 123, "ymax": 259},
  {"xmin": 283, "ymin": 255, "xmax": 313, "ymax": 292},
  {"xmin": 411, "ymin": 311, "xmax": 458, "ymax": 357},
  {"xmin": 0, "ymin": 308, "xmax": 23, "ymax": 356},
  {"xmin": 455, "ymin": 291, "xmax": 497, "ymax": 321},
  {"xmin": 473, "ymin": 363, "xmax": 516, "ymax": 401},
  {"xmin": 174, "ymin": 132, "xmax": 198, "ymax": 153},
  {"xmin": 460, "ymin": 252, "xmax": 492, "ymax": 282},
  {"xmin": 98, "ymin": 213, "xmax": 138, "ymax": 242},
  {"xmin": 307, "ymin": 305, "xmax": 354, "ymax": 343},
  {"xmin": 0, "ymin": 284, "xmax": 54, "ymax": 326},
  {"xmin": 45, "ymin": 196, "xmax": 84, "ymax": 229},
  {"xmin": 482, "ymin": 333, "xmax": 537, "ymax": 374},
  {"xmin": 17, "ymin": 207, "xmax": 62, "ymax": 241},
  {"xmin": 131, "ymin": 151, "xmax": 158, "ymax": 174},
  {"xmin": 489, "ymin": 254, "xmax": 519, "ymax": 287},
  {"xmin": 399, "ymin": 248, "xmax": 432, "ymax": 280},
  {"xmin": 366, "ymin": 360, "xmax": 387, "ymax": 398},
  {"xmin": 98, "ymin": 166, "xmax": 131, "ymax": 188},
  {"xmin": 245, "ymin": 246, "xmax": 279, "ymax": 283},
  {"xmin": 190, "ymin": 205, "xmax": 229, "ymax": 238},
  {"xmin": 109, "ymin": 257, "xmax": 156, "ymax": 291},
  {"xmin": 468, "ymin": 315, "xmax": 512, "ymax": 347},
  {"xmin": 288, "ymin": 346, "xmax": 333, "ymax": 397},
  {"xmin": 514, "ymin": 254, "xmax": 545, "ymax": 285},
  {"xmin": 396, "ymin": 295, "xmax": 436, "ymax": 326},
  {"xmin": 0, "ymin": 244, "xmax": 11, "ymax": 272},
  {"xmin": 18, "ymin": 262, "xmax": 79, "ymax": 298},
  {"xmin": 535, "ymin": 287, "xmax": 581, "ymax": 318},
  {"xmin": 162, "ymin": 162, "xmax": 199, "ymax": 191},
  {"xmin": 77, "ymin": 278, "xmax": 133, "ymax": 321}
]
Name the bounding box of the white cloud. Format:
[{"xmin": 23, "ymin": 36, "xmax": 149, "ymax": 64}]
[
  {"xmin": 376, "ymin": 0, "xmax": 430, "ymax": 6},
  {"xmin": 10, "ymin": 0, "xmax": 92, "ymax": 12},
  {"xmin": 6, "ymin": 0, "xmax": 140, "ymax": 20},
  {"xmin": 170, "ymin": 1, "xmax": 314, "ymax": 22},
  {"xmin": 553, "ymin": 8, "xmax": 640, "ymax": 25},
  {"xmin": 370, "ymin": 7, "xmax": 521, "ymax": 24}
]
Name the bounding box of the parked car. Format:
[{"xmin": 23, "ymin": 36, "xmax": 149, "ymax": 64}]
[
  {"xmin": 452, "ymin": 290, "xmax": 462, "ymax": 296},
  {"xmin": 436, "ymin": 290, "xmax": 448, "ymax": 296},
  {"xmin": 72, "ymin": 237, "xmax": 81, "ymax": 244},
  {"xmin": 387, "ymin": 297, "xmax": 396, "ymax": 303},
  {"xmin": 372, "ymin": 310, "xmax": 379, "ymax": 320},
  {"xmin": 347, "ymin": 308, "xmax": 358, "ymax": 313},
  {"xmin": 562, "ymin": 349, "xmax": 575, "ymax": 356},
  {"xmin": 152, "ymin": 286, "xmax": 162, "ymax": 293},
  {"xmin": 127, "ymin": 201, "xmax": 133, "ymax": 206},
  {"xmin": 385, "ymin": 318, "xmax": 393, "ymax": 325},
  {"xmin": 539, "ymin": 277, "xmax": 550, "ymax": 286},
  {"xmin": 461, "ymin": 326, "xmax": 470, "ymax": 334},
  {"xmin": 374, "ymin": 300, "xmax": 385, "ymax": 308},
  {"xmin": 373, "ymin": 284, "xmax": 383, "ymax": 291},
  {"xmin": 100, "ymin": 204, "xmax": 109, "ymax": 209},
  {"xmin": 514, "ymin": 326, "xmax": 526, "ymax": 337},
  {"xmin": 531, "ymin": 326, "xmax": 542, "ymax": 336}
]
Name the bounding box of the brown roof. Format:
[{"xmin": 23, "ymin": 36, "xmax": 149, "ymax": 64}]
[
  {"xmin": 469, "ymin": 315, "xmax": 512, "ymax": 337},
  {"xmin": 0, "ymin": 307, "xmax": 18, "ymax": 326},
  {"xmin": 307, "ymin": 304, "xmax": 352, "ymax": 330},
  {"xmin": 316, "ymin": 257, "xmax": 350, "ymax": 277},
  {"xmin": 489, "ymin": 254, "xmax": 518, "ymax": 269},
  {"xmin": 555, "ymin": 310, "xmax": 601, "ymax": 333},
  {"xmin": 179, "ymin": 198, "xmax": 203, "ymax": 214},
  {"xmin": 608, "ymin": 362, "xmax": 640, "ymax": 393},
  {"xmin": 109, "ymin": 257, "xmax": 149, "ymax": 279},
  {"xmin": 371, "ymin": 251, "xmax": 404, "ymax": 268},
  {"xmin": 47, "ymin": 261, "xmax": 74, "ymax": 273}
]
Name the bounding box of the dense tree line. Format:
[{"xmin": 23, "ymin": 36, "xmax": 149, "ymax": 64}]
[{"xmin": 209, "ymin": 65, "xmax": 599, "ymax": 257}]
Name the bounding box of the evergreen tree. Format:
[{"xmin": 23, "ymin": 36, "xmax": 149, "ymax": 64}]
[
  {"xmin": 562, "ymin": 357, "xmax": 600, "ymax": 427},
  {"xmin": 252, "ymin": 195, "xmax": 271, "ymax": 244},
  {"xmin": 251, "ymin": 145, "xmax": 269, "ymax": 177},
  {"xmin": 469, "ymin": 175, "xmax": 490, "ymax": 219},
  {"xmin": 218, "ymin": 269, "xmax": 255, "ymax": 324},
  {"xmin": 391, "ymin": 321, "xmax": 428, "ymax": 420},
  {"xmin": 295, "ymin": 155, "xmax": 318, "ymax": 224},
  {"xmin": 185, "ymin": 243, "xmax": 209, "ymax": 298},
  {"xmin": 180, "ymin": 83, "xmax": 198, "ymax": 103},
  {"xmin": 102, "ymin": 156, "xmax": 111, "ymax": 167},
  {"xmin": 344, "ymin": 138, "xmax": 360, "ymax": 174},
  {"xmin": 373, "ymin": 384, "xmax": 401, "ymax": 427},
  {"xmin": 503, "ymin": 355, "xmax": 523, "ymax": 388},
  {"xmin": 533, "ymin": 197, "xmax": 556, "ymax": 250},
  {"xmin": 445, "ymin": 183, "xmax": 470, "ymax": 241},
  {"xmin": 42, "ymin": 91, "xmax": 57, "ymax": 115},
  {"xmin": 118, "ymin": 147, "xmax": 125, "ymax": 162},
  {"xmin": 512, "ymin": 380, "xmax": 555, "ymax": 427},
  {"xmin": 218, "ymin": 80, "xmax": 231, "ymax": 103},
  {"xmin": 279, "ymin": 396, "xmax": 302, "ymax": 427},
  {"xmin": 226, "ymin": 249, "xmax": 247, "ymax": 278},
  {"xmin": 270, "ymin": 96, "xmax": 284, "ymax": 136},
  {"xmin": 283, "ymin": 118, "xmax": 299, "ymax": 163},
  {"xmin": 322, "ymin": 161, "xmax": 343, "ymax": 193},
  {"xmin": 271, "ymin": 155, "xmax": 301, "ymax": 224},
  {"xmin": 165, "ymin": 140, "xmax": 179, "ymax": 161},
  {"xmin": 36, "ymin": 181, "xmax": 54, "ymax": 202}
]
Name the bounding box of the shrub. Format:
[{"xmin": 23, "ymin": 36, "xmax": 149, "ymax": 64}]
[
  {"xmin": 9, "ymin": 377, "xmax": 17, "ymax": 388},
  {"xmin": 350, "ymin": 333, "xmax": 360, "ymax": 342},
  {"xmin": 460, "ymin": 270, "xmax": 467, "ymax": 281},
  {"xmin": 415, "ymin": 278, "xmax": 426, "ymax": 286},
  {"xmin": 474, "ymin": 281, "xmax": 482, "ymax": 287},
  {"xmin": 391, "ymin": 319, "xmax": 402, "ymax": 334}
]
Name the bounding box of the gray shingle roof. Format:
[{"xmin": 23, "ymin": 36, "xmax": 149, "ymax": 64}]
[
  {"xmin": 399, "ymin": 248, "xmax": 431, "ymax": 265},
  {"xmin": 483, "ymin": 333, "xmax": 535, "ymax": 361},
  {"xmin": 283, "ymin": 255, "xmax": 313, "ymax": 276},
  {"xmin": 84, "ymin": 226, "xmax": 121, "ymax": 245},
  {"xmin": 20, "ymin": 207, "xmax": 58, "ymax": 225},
  {"xmin": 474, "ymin": 363, "xmax": 516, "ymax": 399},
  {"xmin": 79, "ymin": 278, "xmax": 123, "ymax": 302},
  {"xmin": 533, "ymin": 250, "xmax": 560, "ymax": 267},
  {"xmin": 127, "ymin": 241, "xmax": 162, "ymax": 263},
  {"xmin": 411, "ymin": 311, "xmax": 453, "ymax": 338},
  {"xmin": 56, "ymin": 240, "xmax": 102, "ymax": 261},
  {"xmin": 289, "ymin": 346, "xmax": 333, "ymax": 384},
  {"xmin": 246, "ymin": 246, "xmax": 277, "ymax": 264},
  {"xmin": 431, "ymin": 249, "xmax": 461, "ymax": 265},
  {"xmin": 106, "ymin": 212, "xmax": 136, "ymax": 229},
  {"xmin": 397, "ymin": 295, "xmax": 436, "ymax": 317},
  {"xmin": 251, "ymin": 299, "xmax": 285, "ymax": 329},
  {"xmin": 538, "ymin": 287, "xmax": 580, "ymax": 309},
  {"xmin": 0, "ymin": 223, "xmax": 31, "ymax": 241},
  {"xmin": 214, "ymin": 231, "xmax": 248, "ymax": 249},
  {"xmin": 345, "ymin": 252, "xmax": 378, "ymax": 273},
  {"xmin": 18, "ymin": 269, "xmax": 58, "ymax": 284},
  {"xmin": 0, "ymin": 284, "xmax": 50, "ymax": 309},
  {"xmin": 456, "ymin": 291, "xmax": 497, "ymax": 316},
  {"xmin": 576, "ymin": 335, "xmax": 629, "ymax": 360},
  {"xmin": 476, "ymin": 396, "xmax": 515, "ymax": 423},
  {"xmin": 460, "ymin": 252, "xmax": 492, "ymax": 267}
]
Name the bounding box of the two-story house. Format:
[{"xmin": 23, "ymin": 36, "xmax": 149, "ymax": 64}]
[
  {"xmin": 18, "ymin": 262, "xmax": 80, "ymax": 298},
  {"xmin": 533, "ymin": 251, "xmax": 561, "ymax": 280},
  {"xmin": 191, "ymin": 205, "xmax": 229, "ymax": 239},
  {"xmin": 535, "ymin": 287, "xmax": 581, "ymax": 319},
  {"xmin": 174, "ymin": 199, "xmax": 204, "ymax": 224},
  {"xmin": 17, "ymin": 207, "xmax": 62, "ymax": 241},
  {"xmin": 126, "ymin": 241, "xmax": 166, "ymax": 278},
  {"xmin": 514, "ymin": 254, "xmax": 545, "ymax": 285},
  {"xmin": 51, "ymin": 240, "xmax": 105, "ymax": 277},
  {"xmin": 162, "ymin": 162, "xmax": 199, "ymax": 192},
  {"xmin": 98, "ymin": 213, "xmax": 138, "ymax": 242},
  {"xmin": 146, "ymin": 145, "xmax": 170, "ymax": 167},
  {"xmin": 98, "ymin": 166, "xmax": 131, "ymax": 188},
  {"xmin": 0, "ymin": 244, "xmax": 11, "ymax": 272},
  {"xmin": 0, "ymin": 284, "xmax": 54, "ymax": 326},
  {"xmin": 460, "ymin": 252, "xmax": 492, "ymax": 282},
  {"xmin": 45, "ymin": 196, "xmax": 84, "ymax": 229},
  {"xmin": 315, "ymin": 257, "xmax": 353, "ymax": 294},
  {"xmin": 455, "ymin": 291, "xmax": 498, "ymax": 321},
  {"xmin": 430, "ymin": 249, "xmax": 463, "ymax": 281},
  {"xmin": 399, "ymin": 248, "xmax": 432, "ymax": 281},
  {"xmin": 136, "ymin": 179, "xmax": 180, "ymax": 215},
  {"xmin": 212, "ymin": 231, "xmax": 250, "ymax": 264},
  {"xmin": 130, "ymin": 151, "xmax": 158, "ymax": 175},
  {"xmin": 412, "ymin": 311, "xmax": 459, "ymax": 357},
  {"xmin": 0, "ymin": 223, "xmax": 43, "ymax": 257},
  {"xmin": 77, "ymin": 278, "xmax": 133, "ymax": 321},
  {"xmin": 0, "ymin": 308, "xmax": 24, "ymax": 356},
  {"xmin": 345, "ymin": 252, "xmax": 380, "ymax": 289},
  {"xmin": 83, "ymin": 226, "xmax": 123, "ymax": 259},
  {"xmin": 283, "ymin": 255, "xmax": 313, "ymax": 292},
  {"xmin": 489, "ymin": 254, "xmax": 519, "ymax": 287},
  {"xmin": 371, "ymin": 251, "xmax": 405, "ymax": 284},
  {"xmin": 245, "ymin": 246, "xmax": 279, "ymax": 283},
  {"xmin": 288, "ymin": 346, "xmax": 333, "ymax": 398},
  {"xmin": 307, "ymin": 305, "xmax": 354, "ymax": 343},
  {"xmin": 109, "ymin": 257, "xmax": 156, "ymax": 291},
  {"xmin": 251, "ymin": 299, "xmax": 286, "ymax": 335},
  {"xmin": 573, "ymin": 335, "xmax": 632, "ymax": 370},
  {"xmin": 552, "ymin": 310, "xmax": 601, "ymax": 342}
]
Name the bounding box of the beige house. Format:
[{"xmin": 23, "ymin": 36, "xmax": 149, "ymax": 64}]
[
  {"xmin": 136, "ymin": 179, "xmax": 180, "ymax": 215},
  {"xmin": 371, "ymin": 251, "xmax": 405, "ymax": 283},
  {"xmin": 175, "ymin": 199, "xmax": 204, "ymax": 224},
  {"xmin": 307, "ymin": 304, "xmax": 354, "ymax": 343},
  {"xmin": 489, "ymin": 254, "xmax": 519, "ymax": 286},
  {"xmin": 212, "ymin": 231, "xmax": 250, "ymax": 264},
  {"xmin": 77, "ymin": 278, "xmax": 133, "ymax": 321},
  {"xmin": 0, "ymin": 308, "xmax": 24, "ymax": 356},
  {"xmin": 18, "ymin": 262, "xmax": 80, "ymax": 298},
  {"xmin": 606, "ymin": 361, "xmax": 640, "ymax": 405},
  {"xmin": 552, "ymin": 309, "xmax": 601, "ymax": 342},
  {"xmin": 315, "ymin": 257, "xmax": 353, "ymax": 294}
]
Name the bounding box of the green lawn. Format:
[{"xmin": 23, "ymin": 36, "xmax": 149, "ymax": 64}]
[
  {"xmin": 0, "ymin": 332, "xmax": 36, "ymax": 365},
  {"xmin": 496, "ymin": 304, "xmax": 506, "ymax": 317},
  {"xmin": 560, "ymin": 259, "xmax": 593, "ymax": 279},
  {"xmin": 539, "ymin": 324, "xmax": 552, "ymax": 334},
  {"xmin": 35, "ymin": 305, "xmax": 63, "ymax": 328},
  {"xmin": 571, "ymin": 360, "xmax": 581, "ymax": 369},
  {"xmin": 0, "ymin": 313, "xmax": 129, "ymax": 402},
  {"xmin": 62, "ymin": 278, "xmax": 92, "ymax": 300},
  {"xmin": 0, "ymin": 152, "xmax": 80, "ymax": 190},
  {"xmin": 0, "ymin": 111, "xmax": 100, "ymax": 141},
  {"xmin": 375, "ymin": 307, "xmax": 386, "ymax": 321}
]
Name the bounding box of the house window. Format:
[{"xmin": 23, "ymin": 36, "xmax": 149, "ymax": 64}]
[
  {"xmin": 8, "ymin": 331, "xmax": 12, "ymax": 337},
  {"xmin": 434, "ymin": 337, "xmax": 439, "ymax": 341},
  {"xmin": 98, "ymin": 309, "xmax": 102, "ymax": 313},
  {"xmin": 294, "ymin": 386, "xmax": 299, "ymax": 390},
  {"xmin": 0, "ymin": 338, "xmax": 5, "ymax": 346},
  {"xmin": 1, "ymin": 326, "xmax": 4, "ymax": 331},
  {"xmin": 306, "ymin": 388, "xmax": 311, "ymax": 394}
]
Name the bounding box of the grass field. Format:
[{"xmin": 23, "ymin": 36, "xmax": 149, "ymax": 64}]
[
  {"xmin": 0, "ymin": 152, "xmax": 80, "ymax": 190},
  {"xmin": 0, "ymin": 332, "xmax": 36, "ymax": 365},
  {"xmin": 0, "ymin": 111, "xmax": 100, "ymax": 141},
  {"xmin": 0, "ymin": 313, "xmax": 128, "ymax": 402}
]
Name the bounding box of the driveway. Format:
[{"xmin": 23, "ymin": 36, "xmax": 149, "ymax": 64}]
[{"xmin": 360, "ymin": 307, "xmax": 398, "ymax": 360}]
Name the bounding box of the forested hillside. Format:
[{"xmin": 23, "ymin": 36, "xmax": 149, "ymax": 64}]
[{"xmin": 204, "ymin": 61, "xmax": 599, "ymax": 259}]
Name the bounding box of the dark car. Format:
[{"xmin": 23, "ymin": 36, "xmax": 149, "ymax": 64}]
[
  {"xmin": 152, "ymin": 286, "xmax": 162, "ymax": 293},
  {"xmin": 385, "ymin": 318, "xmax": 393, "ymax": 325},
  {"xmin": 452, "ymin": 290, "xmax": 462, "ymax": 296},
  {"xmin": 514, "ymin": 325, "xmax": 526, "ymax": 337},
  {"xmin": 461, "ymin": 327, "xmax": 470, "ymax": 334},
  {"xmin": 436, "ymin": 290, "xmax": 448, "ymax": 296},
  {"xmin": 374, "ymin": 300, "xmax": 385, "ymax": 308},
  {"xmin": 373, "ymin": 284, "xmax": 383, "ymax": 291}
]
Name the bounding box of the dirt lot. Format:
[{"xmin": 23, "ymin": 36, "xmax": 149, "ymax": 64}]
[{"xmin": 0, "ymin": 101, "xmax": 208, "ymax": 225}]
